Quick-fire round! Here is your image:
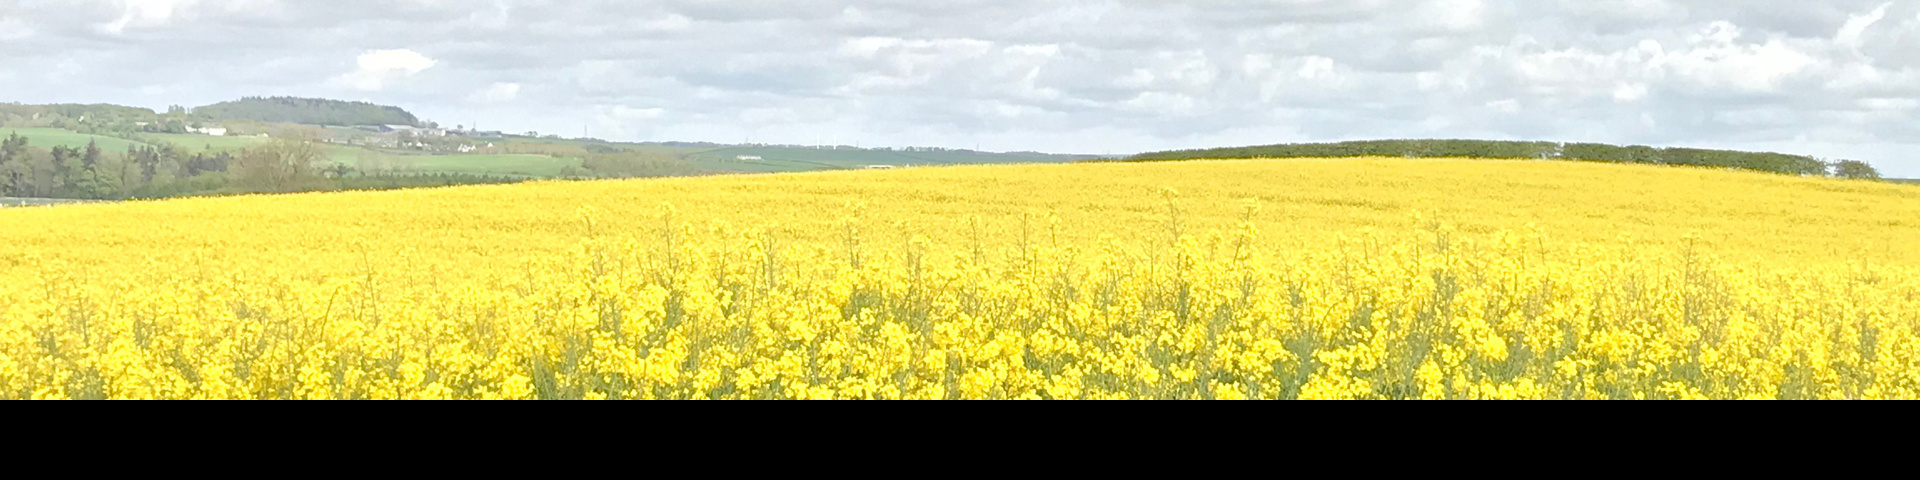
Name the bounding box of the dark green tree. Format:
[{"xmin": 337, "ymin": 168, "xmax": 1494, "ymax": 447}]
[
  {"xmin": 1, "ymin": 133, "xmax": 29, "ymax": 196},
  {"xmin": 1832, "ymin": 160, "xmax": 1881, "ymax": 180},
  {"xmin": 50, "ymin": 145, "xmax": 77, "ymax": 195},
  {"xmin": 81, "ymin": 140, "xmax": 101, "ymax": 171}
]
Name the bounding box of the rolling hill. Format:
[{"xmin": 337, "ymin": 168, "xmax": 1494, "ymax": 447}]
[{"xmin": 192, "ymin": 97, "xmax": 420, "ymax": 127}]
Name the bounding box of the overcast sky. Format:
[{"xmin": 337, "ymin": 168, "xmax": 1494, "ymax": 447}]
[{"xmin": 2, "ymin": 1, "xmax": 1917, "ymax": 175}]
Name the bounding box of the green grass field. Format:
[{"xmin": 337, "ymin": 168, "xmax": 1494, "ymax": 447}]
[
  {"xmin": 141, "ymin": 132, "xmax": 371, "ymax": 166},
  {"xmin": 138, "ymin": 132, "xmax": 271, "ymax": 152},
  {"xmin": 343, "ymin": 154, "xmax": 582, "ymax": 177},
  {"xmin": 3, "ymin": 128, "xmax": 151, "ymax": 152},
  {"xmin": 501, "ymin": 136, "xmax": 706, "ymax": 156}
]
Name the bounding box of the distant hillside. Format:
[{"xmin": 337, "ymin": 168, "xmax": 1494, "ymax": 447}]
[
  {"xmin": 0, "ymin": 103, "xmax": 160, "ymax": 133},
  {"xmin": 194, "ymin": 97, "xmax": 419, "ymax": 127},
  {"xmin": 681, "ymin": 145, "xmax": 1099, "ymax": 172},
  {"xmin": 1129, "ymin": 139, "xmax": 1835, "ymax": 176}
]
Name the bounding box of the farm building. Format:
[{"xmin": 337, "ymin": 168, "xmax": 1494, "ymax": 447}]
[{"xmin": 736, "ymin": 155, "xmax": 764, "ymax": 161}]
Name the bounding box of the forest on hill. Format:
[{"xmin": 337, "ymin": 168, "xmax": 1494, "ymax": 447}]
[
  {"xmin": 0, "ymin": 97, "xmax": 422, "ymax": 136},
  {"xmin": 1128, "ymin": 139, "xmax": 1871, "ymax": 178},
  {"xmin": 193, "ymin": 97, "xmax": 421, "ymax": 127}
]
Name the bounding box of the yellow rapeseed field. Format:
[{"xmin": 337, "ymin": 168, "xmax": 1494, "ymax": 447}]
[{"xmin": 3, "ymin": 157, "xmax": 1919, "ymax": 399}]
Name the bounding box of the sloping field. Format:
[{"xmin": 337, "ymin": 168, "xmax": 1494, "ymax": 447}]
[
  {"xmin": 140, "ymin": 132, "xmax": 271, "ymax": 152},
  {"xmin": 2, "ymin": 158, "xmax": 1918, "ymax": 399},
  {"xmin": 341, "ymin": 153, "xmax": 583, "ymax": 177},
  {"xmin": 2, "ymin": 128, "xmax": 150, "ymax": 152},
  {"xmin": 383, "ymin": 154, "xmax": 583, "ymax": 177}
]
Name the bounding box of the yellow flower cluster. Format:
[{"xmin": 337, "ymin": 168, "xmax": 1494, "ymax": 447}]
[{"xmin": 2, "ymin": 158, "xmax": 1917, "ymax": 399}]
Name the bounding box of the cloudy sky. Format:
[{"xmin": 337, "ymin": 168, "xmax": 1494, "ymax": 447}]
[{"xmin": 2, "ymin": 1, "xmax": 1917, "ymax": 176}]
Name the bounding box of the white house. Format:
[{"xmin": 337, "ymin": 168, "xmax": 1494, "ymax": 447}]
[
  {"xmin": 736, "ymin": 155, "xmax": 764, "ymax": 161},
  {"xmin": 191, "ymin": 126, "xmax": 228, "ymax": 136}
]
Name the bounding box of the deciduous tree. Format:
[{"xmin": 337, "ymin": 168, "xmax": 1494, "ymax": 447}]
[
  {"xmin": 233, "ymin": 137, "xmax": 328, "ymax": 193},
  {"xmin": 1832, "ymin": 160, "xmax": 1881, "ymax": 180}
]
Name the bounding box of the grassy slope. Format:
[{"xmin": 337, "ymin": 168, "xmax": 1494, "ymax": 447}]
[
  {"xmin": 140, "ymin": 133, "xmax": 270, "ymax": 152},
  {"xmin": 375, "ymin": 154, "xmax": 583, "ymax": 177},
  {"xmin": 2, "ymin": 128, "xmax": 151, "ymax": 152},
  {"xmin": 6, "ymin": 158, "xmax": 1918, "ymax": 273},
  {"xmin": 502, "ymin": 136, "xmax": 705, "ymax": 156}
]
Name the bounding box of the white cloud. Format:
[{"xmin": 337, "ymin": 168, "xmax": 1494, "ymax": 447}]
[
  {"xmin": 1499, "ymin": 22, "xmax": 1825, "ymax": 98},
  {"xmin": 1612, "ymin": 83, "xmax": 1649, "ymax": 102},
  {"xmin": 1122, "ymin": 91, "xmax": 1198, "ymax": 115},
  {"xmin": 1665, "ymin": 22, "xmax": 1819, "ymax": 93},
  {"xmin": 100, "ymin": 0, "xmax": 273, "ymax": 34},
  {"xmin": 1835, "ymin": 3, "xmax": 1891, "ymax": 50},
  {"xmin": 1421, "ymin": 0, "xmax": 1485, "ymax": 31},
  {"xmin": 103, "ymin": 0, "xmax": 191, "ymax": 33},
  {"xmin": 641, "ymin": 14, "xmax": 693, "ymax": 31},
  {"xmin": 335, "ymin": 49, "xmax": 437, "ymax": 91},
  {"xmin": 1297, "ymin": 56, "xmax": 1336, "ymax": 80},
  {"xmin": 0, "ymin": 17, "xmax": 31, "ymax": 40},
  {"xmin": 474, "ymin": 82, "xmax": 521, "ymax": 103}
]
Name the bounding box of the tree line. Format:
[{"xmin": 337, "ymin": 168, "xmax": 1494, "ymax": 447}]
[
  {"xmin": 0, "ymin": 133, "xmax": 540, "ymax": 200},
  {"xmin": 0, "ymin": 131, "xmax": 727, "ymax": 201},
  {"xmin": 1126, "ymin": 139, "xmax": 1879, "ymax": 179},
  {"xmin": 0, "ymin": 132, "xmax": 233, "ymax": 199}
]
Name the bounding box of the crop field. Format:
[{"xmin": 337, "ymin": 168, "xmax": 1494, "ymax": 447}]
[
  {"xmin": 2, "ymin": 128, "xmax": 150, "ymax": 152},
  {"xmin": 2, "ymin": 158, "xmax": 1918, "ymax": 399}
]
